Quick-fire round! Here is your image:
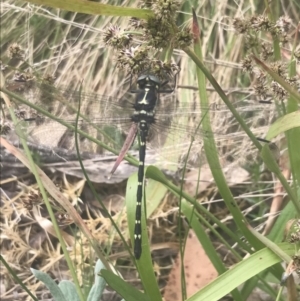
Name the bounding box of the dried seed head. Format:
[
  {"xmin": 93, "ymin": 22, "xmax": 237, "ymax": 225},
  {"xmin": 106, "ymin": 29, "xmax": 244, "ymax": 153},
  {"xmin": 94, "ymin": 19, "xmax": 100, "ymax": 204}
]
[
  {"xmin": 249, "ymin": 15, "xmax": 274, "ymax": 32},
  {"xmin": 22, "ymin": 189, "xmax": 42, "ymax": 210},
  {"xmin": 233, "ymin": 17, "xmax": 250, "ymax": 34},
  {"xmin": 28, "ymin": 189, "xmax": 42, "ymax": 202},
  {"xmin": 245, "ymin": 34, "xmax": 259, "ymax": 50},
  {"xmin": 241, "ymin": 56, "xmax": 254, "ymax": 73},
  {"xmin": 104, "ymin": 0, "xmax": 181, "ymax": 75},
  {"xmin": 271, "ymin": 81, "xmax": 287, "ymax": 100},
  {"xmin": 253, "ymin": 71, "xmax": 268, "ymax": 98},
  {"xmin": 56, "ymin": 213, "xmax": 73, "ymax": 227},
  {"xmin": 294, "ymin": 50, "xmax": 300, "ymax": 64},
  {"xmin": 261, "ymin": 42, "xmax": 274, "ymax": 61},
  {"xmin": 15, "ymin": 109, "xmax": 27, "ymax": 120},
  {"xmin": 8, "ymin": 43, "xmax": 24, "ymax": 59},
  {"xmin": 286, "ymin": 219, "xmax": 300, "ymax": 243},
  {"xmin": 279, "ymin": 31, "xmax": 289, "ymax": 45},
  {"xmin": 0, "ymin": 122, "xmax": 11, "ymax": 136},
  {"xmin": 270, "ymin": 62, "xmax": 286, "ymax": 78},
  {"xmin": 144, "ymin": 17, "xmax": 173, "ymax": 48},
  {"xmin": 254, "ymin": 82, "xmax": 268, "ymax": 98},
  {"xmin": 117, "ymin": 46, "xmax": 151, "ymax": 74},
  {"xmin": 42, "ymin": 74, "xmax": 56, "ymax": 85},
  {"xmin": 292, "ymin": 255, "xmax": 300, "ymax": 276},
  {"xmin": 13, "ymin": 70, "xmax": 34, "ymax": 82},
  {"xmin": 286, "ymin": 76, "xmax": 300, "ymax": 91},
  {"xmin": 175, "ymin": 27, "xmax": 193, "ymax": 49},
  {"xmin": 129, "ymin": 17, "xmax": 146, "ymax": 29},
  {"xmin": 142, "ymin": 0, "xmax": 180, "ymax": 48},
  {"xmin": 152, "ymin": 0, "xmax": 179, "ymax": 20},
  {"xmin": 150, "ymin": 60, "xmax": 179, "ymax": 78},
  {"xmin": 275, "ymin": 16, "xmax": 292, "ymax": 33},
  {"xmin": 103, "ymin": 24, "xmax": 132, "ymax": 49},
  {"xmin": 289, "ymin": 233, "xmax": 299, "ymax": 243},
  {"xmin": 160, "ymin": 61, "xmax": 179, "ymax": 75}
]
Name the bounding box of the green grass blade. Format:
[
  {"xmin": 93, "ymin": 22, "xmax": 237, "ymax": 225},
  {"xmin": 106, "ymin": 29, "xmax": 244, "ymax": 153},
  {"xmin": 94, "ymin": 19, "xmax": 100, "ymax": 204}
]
[
  {"xmin": 267, "ymin": 195, "xmax": 299, "ymax": 243},
  {"xmin": 286, "ymin": 58, "xmax": 300, "ymax": 188},
  {"xmin": 0, "ymin": 255, "xmax": 38, "ymax": 301},
  {"xmin": 181, "ymin": 199, "xmax": 227, "ymax": 274},
  {"xmin": 191, "ymin": 11, "xmax": 242, "ymax": 300},
  {"xmin": 146, "ymin": 166, "xmax": 252, "ymax": 253},
  {"xmin": 186, "ymin": 243, "xmax": 294, "ymax": 301},
  {"xmin": 248, "ymin": 226, "xmax": 292, "ymax": 263},
  {"xmin": 100, "ymin": 270, "xmax": 151, "ymax": 301},
  {"xmin": 260, "ymin": 144, "xmax": 300, "ymax": 213},
  {"xmin": 191, "ymin": 6, "xmax": 264, "ymax": 258},
  {"xmin": 25, "ymin": 0, "xmax": 152, "ymax": 18},
  {"xmin": 265, "ymin": 111, "xmax": 300, "ymax": 140}
]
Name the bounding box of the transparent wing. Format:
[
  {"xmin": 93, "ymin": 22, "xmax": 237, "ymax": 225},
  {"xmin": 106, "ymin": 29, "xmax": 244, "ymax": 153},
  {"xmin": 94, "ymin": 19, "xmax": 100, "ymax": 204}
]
[{"xmin": 7, "ymin": 80, "xmax": 273, "ymax": 174}]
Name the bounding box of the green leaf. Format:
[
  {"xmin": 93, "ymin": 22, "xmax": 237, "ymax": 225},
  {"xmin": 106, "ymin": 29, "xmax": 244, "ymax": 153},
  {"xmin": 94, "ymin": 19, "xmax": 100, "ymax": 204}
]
[
  {"xmin": 87, "ymin": 260, "xmax": 106, "ymax": 301},
  {"xmin": 145, "ymin": 178, "xmax": 168, "ymax": 218},
  {"xmin": 31, "ymin": 268, "xmax": 67, "ymax": 301},
  {"xmin": 268, "ymin": 200, "xmax": 298, "ymax": 243},
  {"xmin": 59, "ymin": 281, "xmax": 81, "ymax": 301},
  {"xmin": 126, "ymin": 171, "xmax": 162, "ymax": 301},
  {"xmin": 260, "ymin": 144, "xmax": 282, "ymax": 174},
  {"xmin": 248, "ymin": 226, "xmax": 291, "ymax": 263},
  {"xmin": 100, "ymin": 270, "xmax": 151, "ymax": 301},
  {"xmin": 260, "ymin": 144, "xmax": 300, "ymax": 214},
  {"xmin": 265, "ymin": 111, "xmax": 300, "ymax": 140}
]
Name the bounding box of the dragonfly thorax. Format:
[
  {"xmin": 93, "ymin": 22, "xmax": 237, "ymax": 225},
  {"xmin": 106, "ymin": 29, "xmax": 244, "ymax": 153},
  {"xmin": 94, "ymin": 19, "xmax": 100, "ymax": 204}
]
[{"xmin": 132, "ymin": 78, "xmax": 159, "ymax": 125}]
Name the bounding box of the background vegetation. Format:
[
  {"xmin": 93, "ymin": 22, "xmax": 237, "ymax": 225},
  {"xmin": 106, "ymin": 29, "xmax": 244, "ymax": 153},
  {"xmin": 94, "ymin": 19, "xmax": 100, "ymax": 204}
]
[{"xmin": 1, "ymin": 0, "xmax": 300, "ymax": 300}]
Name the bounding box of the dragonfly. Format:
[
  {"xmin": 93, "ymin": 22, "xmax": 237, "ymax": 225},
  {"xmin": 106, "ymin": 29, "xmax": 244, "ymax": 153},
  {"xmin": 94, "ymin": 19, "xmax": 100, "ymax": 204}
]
[{"xmin": 4, "ymin": 74, "xmax": 270, "ymax": 259}]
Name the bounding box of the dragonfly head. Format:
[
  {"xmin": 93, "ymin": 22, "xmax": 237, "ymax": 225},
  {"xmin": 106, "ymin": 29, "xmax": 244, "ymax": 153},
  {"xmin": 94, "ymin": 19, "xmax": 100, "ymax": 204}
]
[{"xmin": 137, "ymin": 74, "xmax": 161, "ymax": 89}]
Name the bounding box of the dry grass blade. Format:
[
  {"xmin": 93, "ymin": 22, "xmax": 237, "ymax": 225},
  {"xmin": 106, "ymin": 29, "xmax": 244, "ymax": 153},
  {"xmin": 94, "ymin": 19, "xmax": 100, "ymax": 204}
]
[{"xmin": 0, "ymin": 136, "xmax": 109, "ymax": 269}]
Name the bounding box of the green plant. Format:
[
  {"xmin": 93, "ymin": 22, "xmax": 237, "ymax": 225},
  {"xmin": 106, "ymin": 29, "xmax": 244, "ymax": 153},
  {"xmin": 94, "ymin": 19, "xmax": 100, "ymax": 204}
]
[{"xmin": 31, "ymin": 259, "xmax": 107, "ymax": 301}]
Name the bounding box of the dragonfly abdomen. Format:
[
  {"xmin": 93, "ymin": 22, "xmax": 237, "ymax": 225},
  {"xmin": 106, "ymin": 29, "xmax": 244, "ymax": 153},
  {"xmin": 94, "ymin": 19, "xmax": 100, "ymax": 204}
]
[
  {"xmin": 134, "ymin": 124, "xmax": 147, "ymax": 259},
  {"xmin": 132, "ymin": 74, "xmax": 161, "ymax": 259}
]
